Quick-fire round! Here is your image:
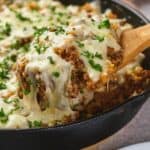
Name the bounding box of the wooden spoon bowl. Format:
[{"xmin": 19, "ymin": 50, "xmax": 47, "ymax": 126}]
[{"xmin": 120, "ymin": 24, "xmax": 150, "ymax": 68}]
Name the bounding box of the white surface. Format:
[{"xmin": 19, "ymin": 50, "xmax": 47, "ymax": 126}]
[{"xmin": 119, "ymin": 142, "xmax": 150, "ymax": 150}]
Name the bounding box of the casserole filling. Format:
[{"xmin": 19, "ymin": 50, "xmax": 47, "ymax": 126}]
[{"xmin": 0, "ymin": 0, "xmax": 149, "ymax": 128}]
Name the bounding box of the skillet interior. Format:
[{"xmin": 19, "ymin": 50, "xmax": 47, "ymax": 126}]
[{"xmin": 0, "ymin": 1, "xmax": 149, "ymax": 150}]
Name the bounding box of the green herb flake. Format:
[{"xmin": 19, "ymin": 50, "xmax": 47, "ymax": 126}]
[
  {"xmin": 34, "ymin": 44, "xmax": 47, "ymax": 54},
  {"xmin": 88, "ymin": 59, "xmax": 103, "ymax": 72},
  {"xmin": 0, "ymin": 82, "xmax": 7, "ymax": 90},
  {"xmin": 81, "ymin": 51, "xmax": 94, "ymax": 59},
  {"xmin": 4, "ymin": 23, "xmax": 11, "ymax": 35},
  {"xmin": 3, "ymin": 99, "xmax": 12, "ymax": 104},
  {"xmin": 94, "ymin": 35, "xmax": 104, "ymax": 42},
  {"xmin": 11, "ymin": 40, "xmax": 30, "ymax": 52},
  {"xmin": 55, "ymin": 26, "xmax": 65, "ymax": 35},
  {"xmin": 11, "ymin": 40, "xmax": 21, "ymax": 49},
  {"xmin": 22, "ymin": 43, "xmax": 30, "ymax": 53},
  {"xmin": 81, "ymin": 50, "xmax": 103, "ymax": 61},
  {"xmin": 47, "ymin": 56, "xmax": 55, "ymax": 65},
  {"xmin": 33, "ymin": 120, "xmax": 42, "ymax": 127},
  {"xmin": 34, "ymin": 27, "xmax": 49, "ymax": 37},
  {"xmin": 23, "ymin": 89, "xmax": 30, "ymax": 95},
  {"xmin": 11, "ymin": 9, "xmax": 31, "ymax": 22},
  {"xmin": 4, "ymin": 98, "xmax": 20, "ymax": 115},
  {"xmin": 52, "ymin": 71, "xmax": 60, "ymax": 78},
  {"xmin": 16, "ymin": 13, "xmax": 31, "ymax": 22},
  {"xmin": 0, "ymin": 70, "xmax": 9, "ymax": 79},
  {"xmin": 49, "ymin": 6, "xmax": 56, "ymax": 12},
  {"xmin": 98, "ymin": 19, "xmax": 110, "ymax": 29},
  {"xmin": 0, "ymin": 36, "xmax": 4, "ymax": 41},
  {"xmin": 10, "ymin": 54, "xmax": 17, "ymax": 62},
  {"xmin": 9, "ymin": 105, "xmax": 20, "ymax": 115},
  {"xmin": 28, "ymin": 120, "xmax": 42, "ymax": 128},
  {"xmin": 0, "ymin": 71, "xmax": 8, "ymax": 79},
  {"xmin": 57, "ymin": 12, "xmax": 65, "ymax": 17},
  {"xmin": 95, "ymin": 52, "xmax": 103, "ymax": 59},
  {"xmin": 0, "ymin": 108, "xmax": 8, "ymax": 124},
  {"xmin": 3, "ymin": 98, "xmax": 19, "ymax": 104},
  {"xmin": 1, "ymin": 23, "xmax": 11, "ymax": 36},
  {"xmin": 0, "ymin": 59, "xmax": 10, "ymax": 80},
  {"xmin": 0, "ymin": 22, "xmax": 12, "ymax": 40},
  {"xmin": 76, "ymin": 41, "xmax": 84, "ymax": 48}
]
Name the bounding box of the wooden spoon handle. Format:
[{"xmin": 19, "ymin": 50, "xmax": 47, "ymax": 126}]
[{"xmin": 121, "ymin": 24, "xmax": 150, "ymax": 68}]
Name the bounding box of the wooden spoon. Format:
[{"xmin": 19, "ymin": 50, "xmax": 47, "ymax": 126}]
[{"xmin": 120, "ymin": 24, "xmax": 150, "ymax": 68}]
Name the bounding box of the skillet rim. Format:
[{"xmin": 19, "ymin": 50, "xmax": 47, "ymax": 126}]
[{"xmin": 0, "ymin": 0, "xmax": 149, "ymax": 132}]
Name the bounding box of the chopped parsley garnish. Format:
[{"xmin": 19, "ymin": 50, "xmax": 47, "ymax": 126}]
[
  {"xmin": 88, "ymin": 59, "xmax": 103, "ymax": 72},
  {"xmin": 0, "ymin": 23, "xmax": 11, "ymax": 36},
  {"xmin": 34, "ymin": 43, "xmax": 47, "ymax": 54},
  {"xmin": 3, "ymin": 98, "xmax": 20, "ymax": 114},
  {"xmin": 16, "ymin": 13, "xmax": 31, "ymax": 22},
  {"xmin": 95, "ymin": 52, "xmax": 103, "ymax": 59},
  {"xmin": 55, "ymin": 12, "xmax": 70, "ymax": 25},
  {"xmin": 76, "ymin": 41, "xmax": 84, "ymax": 48},
  {"xmin": 4, "ymin": 23, "xmax": 11, "ymax": 35},
  {"xmin": 98, "ymin": 19, "xmax": 110, "ymax": 29},
  {"xmin": 94, "ymin": 35, "xmax": 104, "ymax": 42},
  {"xmin": 81, "ymin": 50, "xmax": 94, "ymax": 59},
  {"xmin": 10, "ymin": 54, "xmax": 17, "ymax": 62},
  {"xmin": 28, "ymin": 120, "xmax": 42, "ymax": 128},
  {"xmin": 81, "ymin": 51, "xmax": 103, "ymax": 72},
  {"xmin": 81, "ymin": 51, "xmax": 103, "ymax": 60},
  {"xmin": 0, "ymin": 70, "xmax": 9, "ymax": 79},
  {"xmin": 47, "ymin": 56, "xmax": 55, "ymax": 65},
  {"xmin": 49, "ymin": 6, "xmax": 56, "ymax": 12},
  {"xmin": 9, "ymin": 105, "xmax": 20, "ymax": 115},
  {"xmin": 0, "ymin": 36, "xmax": 4, "ymax": 41},
  {"xmin": 22, "ymin": 43, "xmax": 30, "ymax": 52},
  {"xmin": 0, "ymin": 108, "xmax": 8, "ymax": 124},
  {"xmin": 34, "ymin": 27, "xmax": 49, "ymax": 37},
  {"xmin": 0, "ymin": 82, "xmax": 7, "ymax": 90},
  {"xmin": 3, "ymin": 98, "xmax": 19, "ymax": 104},
  {"xmin": 0, "ymin": 59, "xmax": 10, "ymax": 80},
  {"xmin": 11, "ymin": 40, "xmax": 22, "ymax": 49},
  {"xmin": 52, "ymin": 71, "xmax": 60, "ymax": 78},
  {"xmin": 0, "ymin": 22, "xmax": 11, "ymax": 39},
  {"xmin": 23, "ymin": 89, "xmax": 30, "ymax": 95},
  {"xmin": 55, "ymin": 26, "xmax": 65, "ymax": 35},
  {"xmin": 11, "ymin": 40, "xmax": 30, "ymax": 52},
  {"xmin": 11, "ymin": 9, "xmax": 31, "ymax": 22},
  {"xmin": 57, "ymin": 12, "xmax": 65, "ymax": 17}
]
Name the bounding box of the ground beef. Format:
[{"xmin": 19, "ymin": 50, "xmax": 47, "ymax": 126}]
[
  {"xmin": 81, "ymin": 69, "xmax": 150, "ymax": 116},
  {"xmin": 17, "ymin": 58, "xmax": 49, "ymax": 110},
  {"xmin": 107, "ymin": 47, "xmax": 123, "ymax": 67},
  {"xmin": 16, "ymin": 57, "xmax": 29, "ymax": 99},
  {"xmin": 36, "ymin": 79, "xmax": 49, "ymax": 111},
  {"xmin": 54, "ymin": 46, "xmax": 84, "ymax": 69},
  {"xmin": 55, "ymin": 45, "xmax": 95, "ymax": 97}
]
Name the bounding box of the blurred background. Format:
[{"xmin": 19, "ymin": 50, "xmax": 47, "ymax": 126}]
[
  {"xmin": 84, "ymin": 0, "xmax": 150, "ymax": 149},
  {"xmin": 124, "ymin": 0, "xmax": 150, "ymax": 19}
]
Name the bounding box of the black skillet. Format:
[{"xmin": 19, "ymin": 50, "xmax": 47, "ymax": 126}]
[{"xmin": 0, "ymin": 0, "xmax": 149, "ymax": 150}]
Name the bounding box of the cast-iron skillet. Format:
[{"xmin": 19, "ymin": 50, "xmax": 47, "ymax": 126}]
[{"xmin": 0, "ymin": 0, "xmax": 149, "ymax": 150}]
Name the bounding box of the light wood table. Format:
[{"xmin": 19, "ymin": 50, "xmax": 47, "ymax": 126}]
[{"xmin": 84, "ymin": 0, "xmax": 150, "ymax": 149}]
